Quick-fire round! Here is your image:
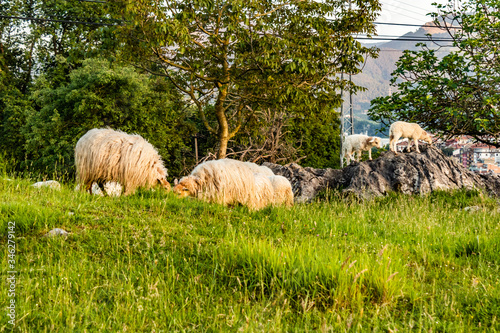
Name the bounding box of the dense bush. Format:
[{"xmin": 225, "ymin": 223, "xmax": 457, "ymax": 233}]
[{"xmin": 19, "ymin": 58, "xmax": 195, "ymax": 179}]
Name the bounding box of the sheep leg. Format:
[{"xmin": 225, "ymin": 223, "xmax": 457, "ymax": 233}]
[
  {"xmin": 96, "ymin": 181, "xmax": 106, "ymax": 196},
  {"xmin": 368, "ymin": 148, "xmax": 372, "ymax": 160},
  {"xmin": 389, "ymin": 135, "xmax": 399, "ymax": 155},
  {"xmin": 345, "ymin": 153, "xmax": 351, "ymax": 165},
  {"xmin": 356, "ymin": 150, "xmax": 362, "ymax": 162},
  {"xmin": 406, "ymin": 139, "xmax": 412, "ymax": 153},
  {"xmin": 390, "ymin": 134, "xmax": 400, "ymax": 155},
  {"xmin": 414, "ymin": 138, "xmax": 420, "ymax": 153}
]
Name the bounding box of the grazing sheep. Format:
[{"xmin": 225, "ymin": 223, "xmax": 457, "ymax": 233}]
[
  {"xmin": 343, "ymin": 134, "xmax": 382, "ymax": 165},
  {"xmin": 253, "ymin": 173, "xmax": 275, "ymax": 210},
  {"xmin": 389, "ymin": 121, "xmax": 432, "ymax": 155},
  {"xmin": 173, "ymin": 158, "xmax": 268, "ymax": 210},
  {"xmin": 243, "ymin": 161, "xmax": 275, "ymax": 177},
  {"xmin": 268, "ymin": 175, "xmax": 294, "ymax": 207},
  {"xmin": 75, "ymin": 128, "xmax": 170, "ymax": 196},
  {"xmin": 32, "ymin": 180, "xmax": 61, "ymax": 190}
]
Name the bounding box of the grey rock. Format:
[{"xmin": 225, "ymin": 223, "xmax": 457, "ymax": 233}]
[
  {"xmin": 32, "ymin": 180, "xmax": 61, "ymax": 190},
  {"xmin": 44, "ymin": 228, "xmax": 69, "ymax": 237},
  {"xmin": 264, "ymin": 145, "xmax": 500, "ymax": 202},
  {"xmin": 463, "ymin": 206, "xmax": 482, "ymax": 212}
]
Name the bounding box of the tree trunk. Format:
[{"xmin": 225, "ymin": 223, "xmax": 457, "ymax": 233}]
[
  {"xmin": 218, "ymin": 133, "xmax": 229, "ymax": 159},
  {"xmin": 215, "ymin": 85, "xmax": 229, "ymax": 159}
]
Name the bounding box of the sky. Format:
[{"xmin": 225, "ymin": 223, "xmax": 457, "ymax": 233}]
[{"xmin": 375, "ymin": 0, "xmax": 449, "ymax": 37}]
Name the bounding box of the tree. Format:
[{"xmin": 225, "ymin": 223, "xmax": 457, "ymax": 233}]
[
  {"xmin": 23, "ymin": 58, "xmax": 194, "ymax": 178},
  {"xmin": 368, "ymin": 0, "xmax": 500, "ymax": 147},
  {"xmin": 0, "ymin": 1, "xmax": 35, "ymax": 165},
  {"xmin": 0, "ymin": 0, "xmax": 113, "ymax": 91},
  {"xmin": 110, "ymin": 0, "xmax": 381, "ymax": 158}
]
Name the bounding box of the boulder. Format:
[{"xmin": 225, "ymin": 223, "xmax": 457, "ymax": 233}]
[
  {"xmin": 32, "ymin": 180, "xmax": 61, "ymax": 190},
  {"xmin": 263, "ymin": 145, "xmax": 500, "ymax": 202},
  {"xmin": 43, "ymin": 228, "xmax": 70, "ymax": 237}
]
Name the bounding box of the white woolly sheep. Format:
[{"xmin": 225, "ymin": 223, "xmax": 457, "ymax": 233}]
[
  {"xmin": 32, "ymin": 180, "xmax": 61, "ymax": 190},
  {"xmin": 173, "ymin": 158, "xmax": 270, "ymax": 210},
  {"xmin": 75, "ymin": 128, "xmax": 170, "ymax": 196},
  {"xmin": 268, "ymin": 175, "xmax": 294, "ymax": 207},
  {"xmin": 389, "ymin": 121, "xmax": 432, "ymax": 155},
  {"xmin": 342, "ymin": 134, "xmax": 382, "ymax": 165},
  {"xmin": 253, "ymin": 173, "xmax": 275, "ymax": 210},
  {"xmin": 243, "ymin": 161, "xmax": 275, "ymax": 176}
]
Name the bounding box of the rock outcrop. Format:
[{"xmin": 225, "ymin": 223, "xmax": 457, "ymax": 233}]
[{"xmin": 263, "ymin": 145, "xmax": 500, "ymax": 202}]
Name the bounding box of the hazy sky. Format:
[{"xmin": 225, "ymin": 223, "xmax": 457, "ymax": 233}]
[{"xmin": 375, "ymin": 0, "xmax": 449, "ymax": 37}]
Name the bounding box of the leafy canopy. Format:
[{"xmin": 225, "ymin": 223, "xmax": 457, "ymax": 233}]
[
  {"xmin": 368, "ymin": 0, "xmax": 500, "ymax": 147},
  {"xmin": 110, "ymin": 0, "xmax": 381, "ymax": 158}
]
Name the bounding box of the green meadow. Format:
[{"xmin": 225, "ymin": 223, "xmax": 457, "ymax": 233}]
[{"xmin": 1, "ymin": 176, "xmax": 500, "ymax": 332}]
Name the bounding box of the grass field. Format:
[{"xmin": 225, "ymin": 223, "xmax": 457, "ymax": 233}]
[{"xmin": 1, "ymin": 175, "xmax": 500, "ymax": 332}]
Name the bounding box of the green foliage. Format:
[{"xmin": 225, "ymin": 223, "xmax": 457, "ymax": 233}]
[
  {"xmin": 368, "ymin": 0, "xmax": 500, "ymax": 146},
  {"xmin": 290, "ymin": 108, "xmax": 341, "ymax": 169},
  {"xmin": 110, "ymin": 0, "xmax": 382, "ymax": 158},
  {"xmin": 1, "ymin": 0, "xmax": 114, "ymax": 93},
  {"xmin": 1, "ymin": 177, "xmax": 500, "ymax": 331},
  {"xmin": 23, "ymin": 58, "xmax": 194, "ymax": 179},
  {"xmin": 0, "ymin": 75, "xmax": 33, "ymax": 168}
]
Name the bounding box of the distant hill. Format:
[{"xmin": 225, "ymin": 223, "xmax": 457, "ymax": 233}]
[{"xmin": 343, "ymin": 21, "xmax": 457, "ymax": 136}]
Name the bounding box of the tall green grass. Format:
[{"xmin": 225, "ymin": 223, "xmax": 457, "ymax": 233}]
[{"xmin": 1, "ymin": 175, "xmax": 499, "ymax": 331}]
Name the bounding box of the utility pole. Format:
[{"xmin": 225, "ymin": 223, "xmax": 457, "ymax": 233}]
[
  {"xmin": 340, "ymin": 72, "xmax": 344, "ymax": 168},
  {"xmin": 339, "ymin": 0, "xmax": 354, "ymax": 168},
  {"xmin": 193, "ymin": 134, "xmax": 199, "ymax": 163}
]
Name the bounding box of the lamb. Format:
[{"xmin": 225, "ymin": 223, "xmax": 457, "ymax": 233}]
[
  {"xmin": 268, "ymin": 175, "xmax": 294, "ymax": 207},
  {"xmin": 74, "ymin": 128, "xmax": 170, "ymax": 196},
  {"xmin": 342, "ymin": 134, "xmax": 382, "ymax": 165},
  {"xmin": 389, "ymin": 121, "xmax": 432, "ymax": 155},
  {"xmin": 173, "ymin": 159, "xmax": 271, "ymax": 210}
]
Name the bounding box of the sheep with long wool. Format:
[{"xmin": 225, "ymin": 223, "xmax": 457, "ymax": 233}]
[
  {"xmin": 173, "ymin": 158, "xmax": 273, "ymax": 210},
  {"xmin": 268, "ymin": 175, "xmax": 294, "ymax": 207},
  {"xmin": 246, "ymin": 161, "xmax": 293, "ymax": 207},
  {"xmin": 243, "ymin": 161, "xmax": 275, "ymax": 177},
  {"xmin": 253, "ymin": 173, "xmax": 275, "ymax": 210},
  {"xmin": 75, "ymin": 128, "xmax": 170, "ymax": 195},
  {"xmin": 389, "ymin": 121, "xmax": 432, "ymax": 155},
  {"xmin": 343, "ymin": 134, "xmax": 382, "ymax": 165}
]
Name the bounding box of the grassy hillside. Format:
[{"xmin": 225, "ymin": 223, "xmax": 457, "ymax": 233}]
[{"xmin": 1, "ymin": 176, "xmax": 500, "ymax": 332}]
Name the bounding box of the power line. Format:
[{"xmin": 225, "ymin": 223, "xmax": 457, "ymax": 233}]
[
  {"xmin": 383, "ymin": 0, "xmax": 432, "ymax": 14},
  {"xmin": 382, "ymin": 7, "xmax": 427, "ymax": 22},
  {"xmin": 0, "ymin": 15, "xmax": 119, "ymax": 26},
  {"xmin": 3, "ymin": 14, "xmax": 462, "ymax": 30},
  {"xmin": 375, "ymin": 21, "xmax": 461, "ymax": 29},
  {"xmin": 357, "ymin": 33, "xmax": 455, "ymax": 40},
  {"xmin": 356, "ymin": 36, "xmax": 455, "ymax": 42}
]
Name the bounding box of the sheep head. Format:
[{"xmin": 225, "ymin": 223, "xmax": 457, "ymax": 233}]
[
  {"xmin": 366, "ymin": 137, "xmax": 382, "ymax": 149},
  {"xmin": 157, "ymin": 177, "xmax": 171, "ymax": 191},
  {"xmin": 421, "ymin": 132, "xmax": 433, "ymax": 145},
  {"xmin": 173, "ymin": 176, "xmax": 200, "ymax": 198},
  {"xmin": 155, "ymin": 164, "xmax": 171, "ymax": 191}
]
